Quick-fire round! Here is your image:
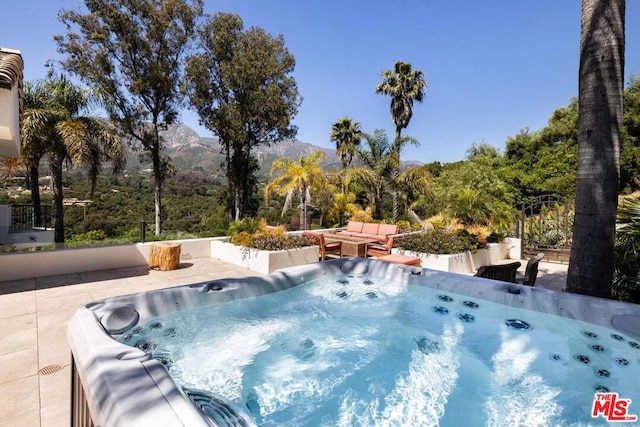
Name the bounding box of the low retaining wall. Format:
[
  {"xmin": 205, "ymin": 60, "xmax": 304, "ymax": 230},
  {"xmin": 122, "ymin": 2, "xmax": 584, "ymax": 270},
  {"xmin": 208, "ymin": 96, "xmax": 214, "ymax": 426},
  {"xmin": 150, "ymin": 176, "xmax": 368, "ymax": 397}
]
[
  {"xmin": 210, "ymin": 240, "xmax": 319, "ymax": 274},
  {"xmin": 0, "ymin": 236, "xmax": 522, "ymax": 281},
  {"xmin": 0, "ymin": 238, "xmax": 219, "ymax": 281},
  {"xmin": 392, "ymin": 238, "xmax": 521, "ymax": 274}
]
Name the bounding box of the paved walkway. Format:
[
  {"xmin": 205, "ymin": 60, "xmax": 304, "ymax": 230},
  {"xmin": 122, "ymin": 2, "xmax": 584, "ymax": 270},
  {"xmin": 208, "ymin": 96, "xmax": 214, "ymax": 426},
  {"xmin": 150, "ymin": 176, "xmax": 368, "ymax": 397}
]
[
  {"xmin": 0, "ymin": 257, "xmax": 567, "ymax": 426},
  {"xmin": 0, "ymin": 258, "xmax": 265, "ymax": 427}
]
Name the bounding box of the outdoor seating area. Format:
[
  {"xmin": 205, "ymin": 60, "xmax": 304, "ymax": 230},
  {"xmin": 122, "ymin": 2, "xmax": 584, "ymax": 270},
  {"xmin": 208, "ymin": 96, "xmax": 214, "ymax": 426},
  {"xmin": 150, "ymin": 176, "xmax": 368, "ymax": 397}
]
[
  {"xmin": 332, "ymin": 221, "xmax": 400, "ymax": 242},
  {"xmin": 475, "ymin": 261, "xmax": 522, "ymax": 283},
  {"xmin": 474, "ymin": 253, "xmax": 545, "ymax": 285},
  {"xmin": 307, "ymin": 227, "xmax": 399, "ymax": 261},
  {"xmin": 365, "ymin": 235, "xmax": 396, "ymax": 257},
  {"xmin": 521, "ymin": 252, "xmax": 545, "ymax": 286},
  {"xmin": 303, "ymin": 231, "xmax": 342, "ymax": 260}
]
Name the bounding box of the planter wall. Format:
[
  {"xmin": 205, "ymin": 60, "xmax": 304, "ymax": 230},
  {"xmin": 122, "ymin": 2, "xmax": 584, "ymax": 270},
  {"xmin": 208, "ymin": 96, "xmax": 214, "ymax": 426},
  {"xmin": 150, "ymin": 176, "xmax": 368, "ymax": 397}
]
[
  {"xmin": 392, "ymin": 238, "xmax": 521, "ymax": 274},
  {"xmin": 0, "ymin": 237, "xmax": 218, "ymax": 281},
  {"xmin": 210, "ymin": 240, "xmax": 319, "ymax": 274},
  {"xmin": 391, "ymin": 248, "xmax": 475, "ymax": 274}
]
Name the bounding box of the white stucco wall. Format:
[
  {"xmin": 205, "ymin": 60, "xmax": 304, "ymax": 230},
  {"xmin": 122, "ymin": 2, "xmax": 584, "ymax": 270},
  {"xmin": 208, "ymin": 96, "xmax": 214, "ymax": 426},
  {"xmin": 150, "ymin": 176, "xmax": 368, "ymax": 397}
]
[{"xmin": 0, "ymin": 238, "xmax": 218, "ymax": 281}]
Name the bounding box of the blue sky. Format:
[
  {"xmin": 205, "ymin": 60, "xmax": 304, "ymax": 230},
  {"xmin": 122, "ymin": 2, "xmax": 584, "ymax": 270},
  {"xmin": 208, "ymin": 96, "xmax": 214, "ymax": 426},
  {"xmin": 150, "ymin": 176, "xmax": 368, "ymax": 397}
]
[{"xmin": 2, "ymin": 1, "xmax": 639, "ymax": 163}]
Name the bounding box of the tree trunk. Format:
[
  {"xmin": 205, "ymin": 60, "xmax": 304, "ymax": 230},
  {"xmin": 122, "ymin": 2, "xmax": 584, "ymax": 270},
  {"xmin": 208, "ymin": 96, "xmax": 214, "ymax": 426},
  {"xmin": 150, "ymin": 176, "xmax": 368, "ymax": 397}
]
[
  {"xmin": 151, "ymin": 138, "xmax": 163, "ymax": 237},
  {"xmin": 51, "ymin": 153, "xmax": 65, "ymax": 246},
  {"xmin": 566, "ymin": 0, "xmax": 624, "ymax": 298},
  {"xmin": 392, "ymin": 126, "xmax": 402, "ymax": 223},
  {"xmin": 300, "ymin": 187, "xmax": 307, "ymax": 231},
  {"xmin": 152, "ymin": 150, "xmax": 162, "ymax": 236},
  {"xmin": 339, "ymin": 166, "xmax": 346, "ymax": 227},
  {"xmin": 223, "ymin": 137, "xmax": 234, "ymax": 223},
  {"xmin": 154, "ymin": 175, "xmax": 162, "ymax": 237},
  {"xmin": 28, "ymin": 162, "xmax": 42, "ymax": 227},
  {"xmin": 234, "ymin": 187, "xmax": 241, "ymax": 221},
  {"xmin": 374, "ymin": 188, "xmax": 383, "ymax": 220}
]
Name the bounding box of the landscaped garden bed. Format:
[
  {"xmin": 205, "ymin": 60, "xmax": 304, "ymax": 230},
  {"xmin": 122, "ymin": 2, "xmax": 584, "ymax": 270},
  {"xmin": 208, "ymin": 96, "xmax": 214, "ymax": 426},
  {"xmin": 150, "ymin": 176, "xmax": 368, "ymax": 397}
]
[
  {"xmin": 210, "ymin": 240, "xmax": 319, "ymax": 274},
  {"xmin": 393, "ymin": 228, "xmax": 520, "ymax": 274},
  {"xmin": 211, "ymin": 221, "xmax": 319, "ymax": 273}
]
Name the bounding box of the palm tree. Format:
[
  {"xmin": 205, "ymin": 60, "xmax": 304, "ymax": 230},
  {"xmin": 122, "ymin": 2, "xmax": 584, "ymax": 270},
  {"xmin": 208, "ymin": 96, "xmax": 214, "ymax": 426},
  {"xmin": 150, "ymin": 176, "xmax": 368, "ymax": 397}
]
[
  {"xmin": 330, "ymin": 117, "xmax": 362, "ymax": 224},
  {"xmin": 396, "ymin": 165, "xmax": 434, "ymax": 220},
  {"xmin": 265, "ymin": 151, "xmax": 328, "ymax": 230},
  {"xmin": 22, "ymin": 75, "xmax": 125, "ymax": 245},
  {"xmin": 21, "ymin": 80, "xmax": 53, "ymax": 226},
  {"xmin": 566, "ymin": 0, "xmax": 624, "ymax": 298},
  {"xmin": 348, "ymin": 130, "xmax": 394, "ymax": 220},
  {"xmin": 329, "ymin": 192, "xmax": 360, "ymax": 227},
  {"xmin": 330, "ymin": 117, "xmax": 362, "ymax": 172},
  {"xmin": 375, "ymin": 61, "xmax": 426, "ymax": 221},
  {"xmin": 387, "ymin": 134, "xmax": 419, "ymax": 220}
]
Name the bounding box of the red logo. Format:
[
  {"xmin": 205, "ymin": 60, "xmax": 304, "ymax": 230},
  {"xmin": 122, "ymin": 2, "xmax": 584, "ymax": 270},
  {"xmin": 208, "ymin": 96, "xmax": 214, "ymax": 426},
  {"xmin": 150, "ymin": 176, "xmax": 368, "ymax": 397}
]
[{"xmin": 592, "ymin": 393, "xmax": 638, "ymax": 422}]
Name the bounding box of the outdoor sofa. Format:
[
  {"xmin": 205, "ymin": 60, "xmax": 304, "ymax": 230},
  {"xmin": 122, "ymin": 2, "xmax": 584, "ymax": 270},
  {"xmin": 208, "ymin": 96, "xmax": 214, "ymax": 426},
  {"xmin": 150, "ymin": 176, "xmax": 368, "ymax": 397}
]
[{"xmin": 333, "ymin": 221, "xmax": 400, "ymax": 243}]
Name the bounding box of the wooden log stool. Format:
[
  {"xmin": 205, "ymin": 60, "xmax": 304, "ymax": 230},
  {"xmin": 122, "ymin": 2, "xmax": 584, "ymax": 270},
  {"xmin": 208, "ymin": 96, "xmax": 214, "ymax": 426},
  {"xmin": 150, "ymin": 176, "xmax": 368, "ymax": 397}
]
[{"xmin": 148, "ymin": 242, "xmax": 182, "ymax": 271}]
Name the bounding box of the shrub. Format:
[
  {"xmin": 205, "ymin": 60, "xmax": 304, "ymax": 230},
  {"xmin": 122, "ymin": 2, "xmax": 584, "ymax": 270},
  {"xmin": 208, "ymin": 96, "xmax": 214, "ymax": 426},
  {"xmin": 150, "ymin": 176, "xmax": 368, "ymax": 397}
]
[
  {"xmin": 395, "ymin": 220, "xmax": 413, "ymax": 233},
  {"xmin": 464, "ymin": 224, "xmax": 491, "ymax": 247},
  {"xmin": 76, "ymin": 229, "xmax": 107, "ymax": 241},
  {"xmin": 227, "ymin": 218, "xmax": 266, "ymax": 237},
  {"xmin": 249, "ymin": 233, "xmax": 315, "ymax": 251},
  {"xmin": 350, "ymin": 208, "xmax": 374, "ymax": 223},
  {"xmin": 425, "ymin": 214, "xmax": 464, "ymax": 232},
  {"xmin": 426, "ymin": 214, "xmax": 447, "ymax": 229},
  {"xmin": 230, "ymin": 231, "xmax": 253, "ymax": 247},
  {"xmin": 487, "ymin": 230, "xmax": 506, "ymax": 243},
  {"xmin": 229, "ymin": 222, "xmax": 315, "ymax": 251},
  {"xmin": 396, "ymin": 229, "xmax": 481, "ymax": 254},
  {"xmin": 613, "ymin": 197, "xmax": 640, "ymax": 303}
]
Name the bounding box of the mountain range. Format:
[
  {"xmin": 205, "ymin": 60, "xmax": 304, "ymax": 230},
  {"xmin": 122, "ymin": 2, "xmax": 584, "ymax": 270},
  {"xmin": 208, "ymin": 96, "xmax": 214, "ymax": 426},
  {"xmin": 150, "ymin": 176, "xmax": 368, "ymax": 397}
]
[
  {"xmin": 151, "ymin": 123, "xmax": 344, "ymax": 179},
  {"xmin": 121, "ymin": 123, "xmax": 422, "ymax": 180}
]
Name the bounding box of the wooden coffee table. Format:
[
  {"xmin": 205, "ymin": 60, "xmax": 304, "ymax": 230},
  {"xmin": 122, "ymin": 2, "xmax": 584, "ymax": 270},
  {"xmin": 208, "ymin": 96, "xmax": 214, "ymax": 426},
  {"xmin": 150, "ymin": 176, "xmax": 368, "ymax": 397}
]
[{"xmin": 324, "ymin": 235, "xmax": 379, "ymax": 258}]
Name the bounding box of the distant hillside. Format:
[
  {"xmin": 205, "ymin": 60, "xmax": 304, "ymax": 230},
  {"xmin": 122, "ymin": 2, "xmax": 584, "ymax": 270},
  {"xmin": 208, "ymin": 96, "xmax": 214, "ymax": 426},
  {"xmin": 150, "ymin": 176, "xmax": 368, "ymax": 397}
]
[
  {"xmin": 154, "ymin": 124, "xmax": 343, "ymax": 178},
  {"xmin": 130, "ymin": 123, "xmax": 421, "ymax": 179}
]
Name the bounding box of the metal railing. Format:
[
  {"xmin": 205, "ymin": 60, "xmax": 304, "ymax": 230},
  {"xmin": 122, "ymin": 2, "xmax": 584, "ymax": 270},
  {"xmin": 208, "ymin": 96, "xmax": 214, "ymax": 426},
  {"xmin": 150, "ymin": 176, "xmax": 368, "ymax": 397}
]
[{"xmin": 9, "ymin": 204, "xmax": 53, "ymax": 232}]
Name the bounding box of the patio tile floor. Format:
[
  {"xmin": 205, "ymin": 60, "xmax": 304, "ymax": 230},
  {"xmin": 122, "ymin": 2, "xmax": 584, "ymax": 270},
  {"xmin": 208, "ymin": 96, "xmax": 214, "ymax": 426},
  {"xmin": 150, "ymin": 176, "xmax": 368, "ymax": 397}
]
[{"xmin": 0, "ymin": 257, "xmax": 565, "ymax": 426}]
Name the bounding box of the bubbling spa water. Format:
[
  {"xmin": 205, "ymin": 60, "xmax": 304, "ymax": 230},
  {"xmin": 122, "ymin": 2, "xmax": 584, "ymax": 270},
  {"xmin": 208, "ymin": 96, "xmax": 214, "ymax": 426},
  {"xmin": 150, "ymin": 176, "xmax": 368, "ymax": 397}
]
[{"xmin": 116, "ymin": 272, "xmax": 640, "ymax": 426}]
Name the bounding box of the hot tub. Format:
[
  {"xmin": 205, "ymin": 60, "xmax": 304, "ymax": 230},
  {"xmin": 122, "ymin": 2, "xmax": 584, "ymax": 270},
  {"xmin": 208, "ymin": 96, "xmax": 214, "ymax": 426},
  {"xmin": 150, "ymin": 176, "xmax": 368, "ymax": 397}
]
[{"xmin": 68, "ymin": 258, "xmax": 640, "ymax": 426}]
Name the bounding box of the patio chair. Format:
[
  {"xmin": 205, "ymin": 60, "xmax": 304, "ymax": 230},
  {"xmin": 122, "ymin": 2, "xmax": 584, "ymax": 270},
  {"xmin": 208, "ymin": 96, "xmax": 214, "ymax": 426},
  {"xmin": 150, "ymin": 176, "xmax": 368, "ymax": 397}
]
[
  {"xmin": 521, "ymin": 253, "xmax": 544, "ymax": 286},
  {"xmin": 303, "ymin": 231, "xmax": 342, "ymax": 261},
  {"xmin": 475, "ymin": 261, "xmax": 522, "ymax": 283},
  {"xmin": 365, "ymin": 235, "xmax": 395, "ymax": 258}
]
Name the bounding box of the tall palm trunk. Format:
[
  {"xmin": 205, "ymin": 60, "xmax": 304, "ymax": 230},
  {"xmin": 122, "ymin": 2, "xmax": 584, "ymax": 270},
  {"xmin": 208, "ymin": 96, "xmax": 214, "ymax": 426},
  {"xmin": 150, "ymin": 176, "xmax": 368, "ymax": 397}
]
[
  {"xmin": 28, "ymin": 162, "xmax": 42, "ymax": 227},
  {"xmin": 566, "ymin": 0, "xmax": 624, "ymax": 298},
  {"xmin": 300, "ymin": 185, "xmax": 307, "ymax": 231},
  {"xmin": 392, "ymin": 126, "xmax": 402, "ymax": 222},
  {"xmin": 339, "ymin": 166, "xmax": 346, "ymax": 227},
  {"xmin": 374, "ymin": 188, "xmax": 383, "ymax": 220},
  {"xmin": 50, "ymin": 153, "xmax": 65, "ymax": 246}
]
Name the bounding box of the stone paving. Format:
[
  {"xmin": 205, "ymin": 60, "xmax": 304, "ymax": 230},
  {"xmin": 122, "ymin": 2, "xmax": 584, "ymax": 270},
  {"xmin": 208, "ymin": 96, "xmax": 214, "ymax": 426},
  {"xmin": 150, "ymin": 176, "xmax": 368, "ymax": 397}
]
[{"xmin": 0, "ymin": 257, "xmax": 567, "ymax": 426}]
